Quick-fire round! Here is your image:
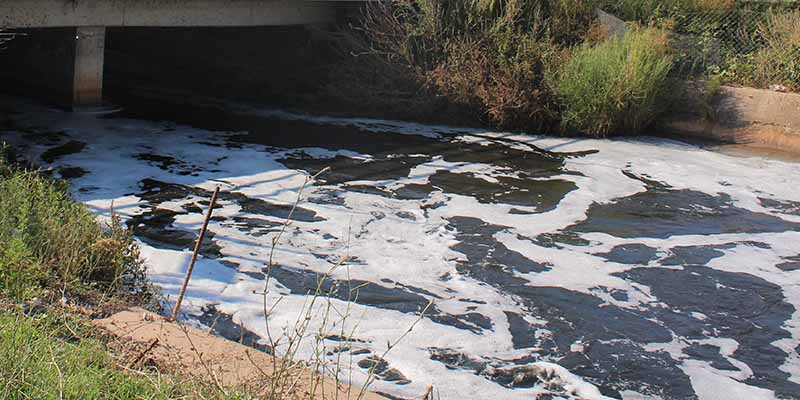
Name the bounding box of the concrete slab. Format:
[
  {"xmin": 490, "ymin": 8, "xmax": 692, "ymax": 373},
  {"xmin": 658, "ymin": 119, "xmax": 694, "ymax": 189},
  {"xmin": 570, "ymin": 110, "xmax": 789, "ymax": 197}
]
[{"xmin": 663, "ymin": 85, "xmax": 800, "ymax": 154}]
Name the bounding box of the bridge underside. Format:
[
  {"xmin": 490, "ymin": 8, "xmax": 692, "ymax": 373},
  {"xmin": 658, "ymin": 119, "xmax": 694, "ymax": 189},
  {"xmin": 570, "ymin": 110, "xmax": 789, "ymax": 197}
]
[
  {"xmin": 0, "ymin": 0, "xmax": 347, "ymax": 109},
  {"xmin": 0, "ymin": 0, "xmax": 337, "ymax": 28}
]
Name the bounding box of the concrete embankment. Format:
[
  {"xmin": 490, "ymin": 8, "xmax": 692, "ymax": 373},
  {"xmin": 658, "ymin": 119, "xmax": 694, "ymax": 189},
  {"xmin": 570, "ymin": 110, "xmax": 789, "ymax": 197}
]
[{"xmin": 662, "ymin": 85, "xmax": 800, "ymax": 154}]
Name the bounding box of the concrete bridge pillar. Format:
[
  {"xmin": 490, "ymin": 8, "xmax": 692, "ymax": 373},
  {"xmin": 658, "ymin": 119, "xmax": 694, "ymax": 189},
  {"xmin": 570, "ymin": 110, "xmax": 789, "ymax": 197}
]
[
  {"xmin": 72, "ymin": 26, "xmax": 106, "ymax": 109},
  {"xmin": 0, "ymin": 27, "xmax": 107, "ymax": 110}
]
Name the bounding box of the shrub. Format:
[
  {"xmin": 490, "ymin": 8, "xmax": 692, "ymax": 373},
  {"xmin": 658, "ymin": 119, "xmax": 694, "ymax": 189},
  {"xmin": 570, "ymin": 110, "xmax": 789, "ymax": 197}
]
[
  {"xmin": 554, "ymin": 27, "xmax": 675, "ymax": 136},
  {"xmin": 426, "ymin": 32, "xmax": 563, "ymax": 130},
  {"xmin": 0, "ymin": 150, "xmax": 143, "ymax": 300},
  {"xmin": 328, "ymin": 0, "xmax": 596, "ymax": 130},
  {"xmin": 419, "ymin": 2, "xmax": 569, "ymax": 130}
]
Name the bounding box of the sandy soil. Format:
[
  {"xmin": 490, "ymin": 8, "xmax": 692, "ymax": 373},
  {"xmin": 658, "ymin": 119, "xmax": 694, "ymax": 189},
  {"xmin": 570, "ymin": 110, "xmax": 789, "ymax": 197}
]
[{"xmin": 94, "ymin": 308, "xmax": 389, "ymax": 400}]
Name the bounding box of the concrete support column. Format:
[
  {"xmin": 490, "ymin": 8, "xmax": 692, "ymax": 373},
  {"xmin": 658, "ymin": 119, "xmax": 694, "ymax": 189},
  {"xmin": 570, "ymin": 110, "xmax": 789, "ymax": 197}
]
[{"xmin": 72, "ymin": 26, "xmax": 105, "ymax": 109}]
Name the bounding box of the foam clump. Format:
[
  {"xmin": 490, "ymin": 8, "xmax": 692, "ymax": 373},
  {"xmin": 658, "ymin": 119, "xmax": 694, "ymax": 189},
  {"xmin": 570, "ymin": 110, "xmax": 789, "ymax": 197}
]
[{"xmin": 485, "ymin": 362, "xmax": 613, "ymax": 399}]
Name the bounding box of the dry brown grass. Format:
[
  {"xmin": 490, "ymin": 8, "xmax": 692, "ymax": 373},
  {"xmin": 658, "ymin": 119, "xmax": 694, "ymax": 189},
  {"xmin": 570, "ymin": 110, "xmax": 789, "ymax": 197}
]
[
  {"xmin": 426, "ymin": 36, "xmax": 562, "ymax": 131},
  {"xmin": 722, "ymin": 10, "xmax": 800, "ymax": 91}
]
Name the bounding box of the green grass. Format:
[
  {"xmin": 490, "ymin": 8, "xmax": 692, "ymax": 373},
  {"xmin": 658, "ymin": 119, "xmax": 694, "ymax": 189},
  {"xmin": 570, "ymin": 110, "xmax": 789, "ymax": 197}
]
[
  {"xmin": 0, "ymin": 148, "xmax": 249, "ymax": 399},
  {"xmin": 0, "ymin": 309, "xmax": 253, "ymax": 400},
  {"xmin": 0, "ymin": 147, "xmax": 144, "ymax": 301},
  {"xmin": 554, "ymin": 27, "xmax": 675, "ymax": 136},
  {"xmin": 0, "ymin": 310, "xmax": 165, "ymax": 399}
]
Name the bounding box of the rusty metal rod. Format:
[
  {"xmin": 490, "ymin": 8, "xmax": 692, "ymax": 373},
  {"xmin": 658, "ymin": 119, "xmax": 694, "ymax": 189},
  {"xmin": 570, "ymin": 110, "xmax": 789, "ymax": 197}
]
[{"xmin": 172, "ymin": 186, "xmax": 220, "ymax": 321}]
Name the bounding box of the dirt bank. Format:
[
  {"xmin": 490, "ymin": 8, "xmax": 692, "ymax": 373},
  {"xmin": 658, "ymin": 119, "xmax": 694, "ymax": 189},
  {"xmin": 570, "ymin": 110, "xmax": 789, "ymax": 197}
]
[{"xmin": 96, "ymin": 308, "xmax": 388, "ymax": 400}]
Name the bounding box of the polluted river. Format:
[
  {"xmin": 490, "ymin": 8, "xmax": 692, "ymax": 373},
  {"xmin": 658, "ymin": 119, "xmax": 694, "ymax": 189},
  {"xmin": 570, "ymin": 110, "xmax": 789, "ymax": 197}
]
[{"xmin": 2, "ymin": 95, "xmax": 800, "ymax": 400}]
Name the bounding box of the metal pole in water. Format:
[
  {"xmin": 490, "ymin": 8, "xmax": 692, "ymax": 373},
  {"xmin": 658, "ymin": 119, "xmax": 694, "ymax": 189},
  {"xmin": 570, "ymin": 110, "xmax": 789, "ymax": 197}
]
[{"xmin": 172, "ymin": 186, "xmax": 220, "ymax": 321}]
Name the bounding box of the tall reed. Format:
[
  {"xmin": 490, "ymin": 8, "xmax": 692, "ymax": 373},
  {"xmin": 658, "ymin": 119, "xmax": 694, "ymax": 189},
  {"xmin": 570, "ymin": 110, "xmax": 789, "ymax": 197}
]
[{"xmin": 554, "ymin": 27, "xmax": 675, "ymax": 136}]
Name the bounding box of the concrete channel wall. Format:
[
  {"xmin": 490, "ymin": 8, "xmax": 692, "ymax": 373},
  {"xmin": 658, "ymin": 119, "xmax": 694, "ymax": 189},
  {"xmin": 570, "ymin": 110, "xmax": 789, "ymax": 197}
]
[{"xmin": 662, "ymin": 86, "xmax": 800, "ymax": 153}]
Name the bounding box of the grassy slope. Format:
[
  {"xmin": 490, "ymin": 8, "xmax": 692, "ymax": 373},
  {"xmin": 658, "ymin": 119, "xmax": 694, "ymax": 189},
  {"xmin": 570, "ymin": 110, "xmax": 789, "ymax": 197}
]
[
  {"xmin": 0, "ymin": 149, "xmax": 251, "ymax": 399},
  {"xmin": 0, "ymin": 307, "xmax": 260, "ymax": 400}
]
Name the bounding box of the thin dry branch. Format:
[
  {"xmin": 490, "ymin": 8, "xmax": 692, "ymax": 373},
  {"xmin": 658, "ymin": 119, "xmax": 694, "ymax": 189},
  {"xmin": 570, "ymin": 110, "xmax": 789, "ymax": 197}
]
[{"xmin": 128, "ymin": 338, "xmax": 159, "ymax": 369}]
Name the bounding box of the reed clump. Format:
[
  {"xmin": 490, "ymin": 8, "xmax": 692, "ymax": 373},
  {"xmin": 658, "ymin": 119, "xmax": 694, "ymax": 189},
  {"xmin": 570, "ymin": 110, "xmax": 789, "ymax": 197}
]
[{"xmin": 553, "ymin": 27, "xmax": 675, "ymax": 136}]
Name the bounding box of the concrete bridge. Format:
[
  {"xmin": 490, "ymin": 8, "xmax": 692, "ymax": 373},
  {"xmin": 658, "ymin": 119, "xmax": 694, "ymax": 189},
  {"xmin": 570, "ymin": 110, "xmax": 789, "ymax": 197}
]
[{"xmin": 0, "ymin": 0, "xmax": 363, "ymax": 109}]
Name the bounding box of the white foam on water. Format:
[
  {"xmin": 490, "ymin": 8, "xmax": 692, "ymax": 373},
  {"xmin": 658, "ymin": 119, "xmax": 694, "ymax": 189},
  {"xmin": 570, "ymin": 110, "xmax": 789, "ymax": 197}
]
[
  {"xmin": 2, "ymin": 96, "xmax": 799, "ymax": 400},
  {"xmin": 683, "ymin": 360, "xmax": 777, "ymax": 400},
  {"xmin": 486, "ymin": 362, "xmax": 617, "ymax": 400}
]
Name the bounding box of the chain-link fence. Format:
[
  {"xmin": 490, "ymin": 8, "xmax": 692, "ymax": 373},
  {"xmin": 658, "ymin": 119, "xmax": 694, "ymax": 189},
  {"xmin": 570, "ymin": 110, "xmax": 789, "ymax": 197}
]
[{"xmin": 666, "ymin": 1, "xmax": 800, "ymax": 91}]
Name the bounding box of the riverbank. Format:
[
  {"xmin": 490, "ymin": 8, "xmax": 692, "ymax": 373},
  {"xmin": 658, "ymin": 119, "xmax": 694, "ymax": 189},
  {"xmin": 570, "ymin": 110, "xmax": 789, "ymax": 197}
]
[
  {"xmin": 107, "ymin": 79, "xmax": 800, "ymax": 158},
  {"xmin": 0, "ymin": 150, "xmax": 211, "ymax": 398},
  {"xmin": 0, "ymin": 142, "xmax": 389, "ymax": 400}
]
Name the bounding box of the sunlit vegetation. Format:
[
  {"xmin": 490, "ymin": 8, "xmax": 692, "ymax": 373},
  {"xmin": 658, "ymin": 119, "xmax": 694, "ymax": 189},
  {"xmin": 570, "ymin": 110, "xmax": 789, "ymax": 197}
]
[{"xmin": 329, "ymin": 0, "xmax": 800, "ymax": 136}]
